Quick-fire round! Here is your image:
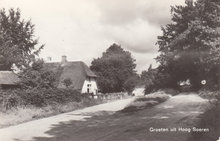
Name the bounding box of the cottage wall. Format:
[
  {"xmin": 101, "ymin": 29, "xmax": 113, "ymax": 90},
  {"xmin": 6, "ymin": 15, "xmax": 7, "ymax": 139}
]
[{"xmin": 81, "ymin": 77, "xmax": 98, "ymax": 95}]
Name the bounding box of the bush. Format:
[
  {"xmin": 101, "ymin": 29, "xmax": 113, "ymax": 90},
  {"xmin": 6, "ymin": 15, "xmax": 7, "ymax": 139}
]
[
  {"xmin": 62, "ymin": 78, "xmax": 73, "ymax": 88},
  {"xmin": 0, "ymin": 88, "xmax": 83, "ymax": 111},
  {"xmin": 0, "ymin": 90, "xmax": 126, "ymax": 128}
]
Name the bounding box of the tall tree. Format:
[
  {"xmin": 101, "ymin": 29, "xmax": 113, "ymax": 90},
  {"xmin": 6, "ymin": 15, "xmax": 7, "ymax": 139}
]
[
  {"xmin": 0, "ymin": 8, "xmax": 44, "ymax": 70},
  {"xmin": 90, "ymin": 43, "xmax": 137, "ymax": 93},
  {"xmin": 156, "ymin": 0, "xmax": 220, "ymax": 89}
]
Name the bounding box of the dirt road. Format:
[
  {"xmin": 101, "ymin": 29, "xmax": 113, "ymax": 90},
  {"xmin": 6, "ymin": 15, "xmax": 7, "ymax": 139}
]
[{"xmin": 0, "ymin": 93, "xmax": 208, "ymax": 141}]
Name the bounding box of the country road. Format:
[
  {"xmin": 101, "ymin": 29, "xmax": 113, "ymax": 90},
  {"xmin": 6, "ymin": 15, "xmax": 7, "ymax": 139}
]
[{"xmin": 0, "ymin": 93, "xmax": 208, "ymax": 141}]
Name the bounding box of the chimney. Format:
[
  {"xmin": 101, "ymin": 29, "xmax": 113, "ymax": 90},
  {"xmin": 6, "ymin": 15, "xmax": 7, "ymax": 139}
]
[{"xmin": 61, "ymin": 55, "xmax": 67, "ymax": 64}]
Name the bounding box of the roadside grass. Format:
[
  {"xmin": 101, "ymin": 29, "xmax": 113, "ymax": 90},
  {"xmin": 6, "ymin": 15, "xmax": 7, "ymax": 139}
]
[
  {"xmin": 198, "ymin": 90, "xmax": 220, "ymax": 100},
  {"xmin": 0, "ymin": 98, "xmax": 104, "ymax": 128},
  {"xmin": 0, "ymin": 89, "xmax": 128, "ymax": 128},
  {"xmin": 120, "ymin": 91, "xmax": 171, "ymax": 113},
  {"xmin": 188, "ymin": 90, "xmax": 220, "ymax": 141},
  {"xmin": 160, "ymin": 88, "xmax": 179, "ymax": 96}
]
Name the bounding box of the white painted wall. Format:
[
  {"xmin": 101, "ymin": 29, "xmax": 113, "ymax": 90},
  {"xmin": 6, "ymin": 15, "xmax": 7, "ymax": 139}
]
[{"xmin": 81, "ymin": 77, "xmax": 98, "ymax": 95}]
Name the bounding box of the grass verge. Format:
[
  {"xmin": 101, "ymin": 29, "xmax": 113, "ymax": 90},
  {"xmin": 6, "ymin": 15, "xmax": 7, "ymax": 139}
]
[
  {"xmin": 0, "ymin": 89, "xmax": 127, "ymax": 128},
  {"xmin": 0, "ymin": 97, "xmax": 104, "ymax": 128},
  {"xmin": 188, "ymin": 90, "xmax": 220, "ymax": 141}
]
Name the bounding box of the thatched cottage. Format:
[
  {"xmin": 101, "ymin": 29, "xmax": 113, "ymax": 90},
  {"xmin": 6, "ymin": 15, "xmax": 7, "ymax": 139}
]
[
  {"xmin": 45, "ymin": 56, "xmax": 98, "ymax": 95},
  {"xmin": 0, "ymin": 71, "xmax": 20, "ymax": 89}
]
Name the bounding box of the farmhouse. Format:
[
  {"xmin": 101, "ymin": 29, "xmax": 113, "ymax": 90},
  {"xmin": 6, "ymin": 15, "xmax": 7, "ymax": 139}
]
[
  {"xmin": 45, "ymin": 56, "xmax": 98, "ymax": 95},
  {"xmin": 0, "ymin": 71, "xmax": 20, "ymax": 89}
]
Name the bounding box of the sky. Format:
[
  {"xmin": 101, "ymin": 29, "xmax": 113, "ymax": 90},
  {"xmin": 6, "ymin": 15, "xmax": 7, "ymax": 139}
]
[{"xmin": 0, "ymin": 0, "xmax": 185, "ymax": 73}]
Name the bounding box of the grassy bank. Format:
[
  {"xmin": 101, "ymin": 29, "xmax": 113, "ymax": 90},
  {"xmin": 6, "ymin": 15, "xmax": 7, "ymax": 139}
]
[
  {"xmin": 0, "ymin": 89, "xmax": 127, "ymax": 128},
  {"xmin": 121, "ymin": 91, "xmax": 171, "ymax": 113},
  {"xmin": 188, "ymin": 91, "xmax": 220, "ymax": 141}
]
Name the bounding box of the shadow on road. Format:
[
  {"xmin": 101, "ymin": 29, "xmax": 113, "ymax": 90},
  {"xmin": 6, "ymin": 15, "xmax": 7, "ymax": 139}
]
[{"xmin": 29, "ymin": 94, "xmax": 208, "ymax": 141}]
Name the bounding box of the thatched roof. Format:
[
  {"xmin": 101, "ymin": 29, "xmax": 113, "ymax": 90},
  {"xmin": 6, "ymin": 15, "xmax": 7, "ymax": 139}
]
[
  {"xmin": 44, "ymin": 61, "xmax": 97, "ymax": 90},
  {"xmin": 0, "ymin": 71, "xmax": 20, "ymax": 85}
]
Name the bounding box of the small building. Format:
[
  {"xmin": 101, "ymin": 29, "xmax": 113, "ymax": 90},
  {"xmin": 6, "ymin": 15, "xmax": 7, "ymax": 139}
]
[
  {"xmin": 0, "ymin": 71, "xmax": 20, "ymax": 89},
  {"xmin": 45, "ymin": 56, "xmax": 98, "ymax": 95}
]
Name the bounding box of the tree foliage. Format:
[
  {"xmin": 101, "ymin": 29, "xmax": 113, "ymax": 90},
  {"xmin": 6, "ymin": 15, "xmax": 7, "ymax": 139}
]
[
  {"xmin": 123, "ymin": 75, "xmax": 139, "ymax": 94},
  {"xmin": 0, "ymin": 8, "xmax": 44, "ymax": 71},
  {"xmin": 19, "ymin": 59, "xmax": 56, "ymax": 89},
  {"xmin": 156, "ymin": 0, "xmax": 220, "ymax": 90},
  {"xmin": 141, "ymin": 65, "xmax": 173, "ymax": 94},
  {"xmin": 62, "ymin": 78, "xmax": 73, "ymax": 88},
  {"xmin": 90, "ymin": 43, "xmax": 137, "ymax": 93}
]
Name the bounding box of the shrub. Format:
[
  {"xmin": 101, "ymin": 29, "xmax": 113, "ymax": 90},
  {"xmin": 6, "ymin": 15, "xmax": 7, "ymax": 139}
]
[
  {"xmin": 62, "ymin": 78, "xmax": 73, "ymax": 88},
  {"xmin": 0, "ymin": 88, "xmax": 83, "ymax": 111},
  {"xmin": 0, "ymin": 90, "xmax": 123, "ymax": 128}
]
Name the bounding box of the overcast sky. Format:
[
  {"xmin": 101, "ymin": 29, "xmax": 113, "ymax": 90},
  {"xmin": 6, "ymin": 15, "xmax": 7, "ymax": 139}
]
[{"xmin": 0, "ymin": 0, "xmax": 185, "ymax": 73}]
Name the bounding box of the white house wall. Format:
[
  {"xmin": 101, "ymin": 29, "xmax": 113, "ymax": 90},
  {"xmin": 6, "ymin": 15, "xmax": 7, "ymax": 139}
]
[{"xmin": 81, "ymin": 78, "xmax": 98, "ymax": 94}]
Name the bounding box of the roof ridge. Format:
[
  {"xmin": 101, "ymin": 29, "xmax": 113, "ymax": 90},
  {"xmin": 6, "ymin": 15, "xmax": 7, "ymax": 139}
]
[
  {"xmin": 79, "ymin": 61, "xmax": 87, "ymax": 76},
  {"xmin": 45, "ymin": 61, "xmax": 83, "ymax": 64},
  {"xmin": 80, "ymin": 62, "xmax": 97, "ymax": 77}
]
